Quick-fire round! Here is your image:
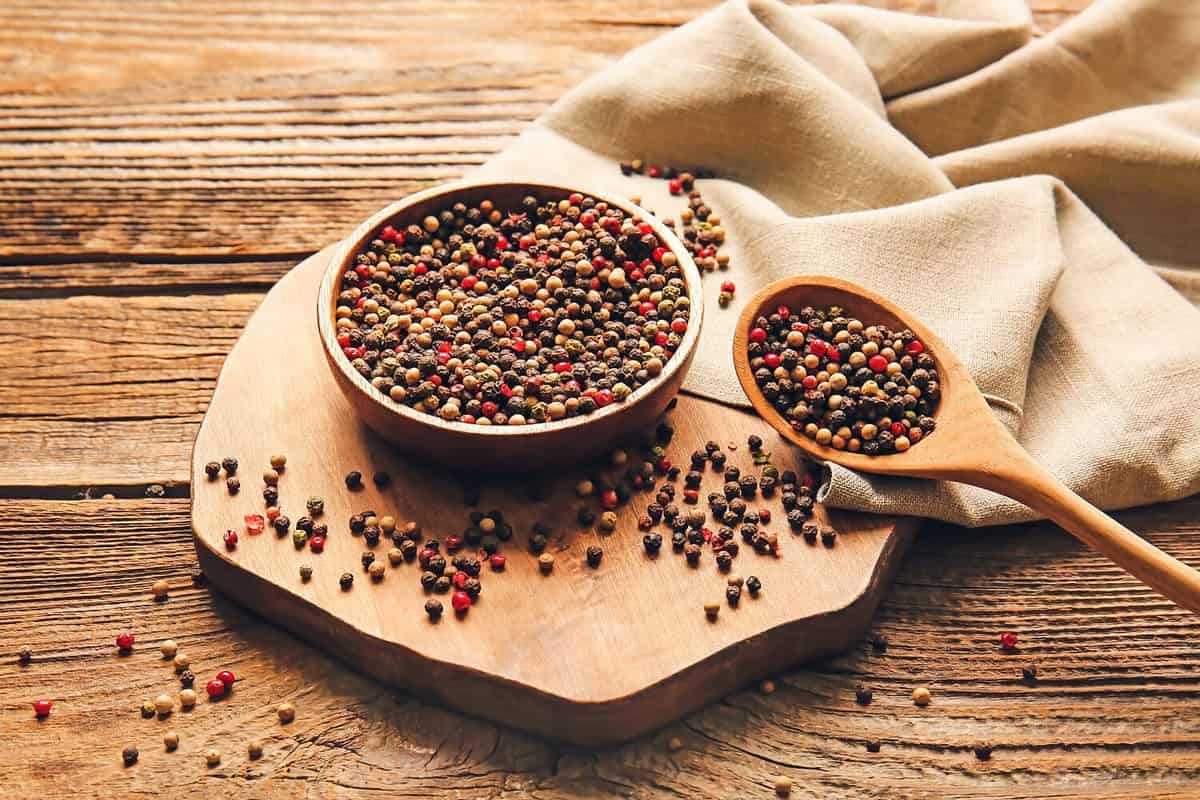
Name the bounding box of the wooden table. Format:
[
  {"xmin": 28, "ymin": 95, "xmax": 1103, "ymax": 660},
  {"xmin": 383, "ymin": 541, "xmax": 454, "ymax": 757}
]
[{"xmin": 5, "ymin": 1, "xmax": 1199, "ymax": 797}]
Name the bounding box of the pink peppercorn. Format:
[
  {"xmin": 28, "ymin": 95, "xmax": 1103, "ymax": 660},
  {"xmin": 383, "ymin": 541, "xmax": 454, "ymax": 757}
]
[
  {"xmin": 205, "ymin": 679, "xmax": 227, "ymax": 698},
  {"xmin": 116, "ymin": 633, "xmax": 135, "ymax": 652},
  {"xmin": 601, "ymin": 489, "xmax": 619, "ymax": 510},
  {"xmin": 244, "ymin": 514, "xmax": 265, "ymax": 534},
  {"xmin": 999, "ymin": 632, "xmax": 1019, "ymax": 651},
  {"xmin": 749, "ymin": 327, "xmax": 767, "ymax": 343},
  {"xmin": 489, "ymin": 553, "xmax": 506, "ymax": 571},
  {"xmin": 33, "ymin": 699, "xmax": 52, "ymax": 717},
  {"xmin": 216, "ymin": 670, "xmax": 236, "ymax": 691},
  {"xmin": 721, "ymin": 280, "xmax": 735, "ymax": 293},
  {"xmin": 309, "ymin": 535, "xmax": 325, "ymax": 553},
  {"xmin": 224, "ymin": 529, "xmax": 238, "ymax": 550},
  {"xmin": 451, "ymin": 591, "xmax": 471, "ymax": 613}
]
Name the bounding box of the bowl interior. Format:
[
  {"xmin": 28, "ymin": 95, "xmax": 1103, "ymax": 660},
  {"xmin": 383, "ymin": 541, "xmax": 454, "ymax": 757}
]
[{"xmin": 317, "ymin": 180, "xmax": 705, "ymax": 437}]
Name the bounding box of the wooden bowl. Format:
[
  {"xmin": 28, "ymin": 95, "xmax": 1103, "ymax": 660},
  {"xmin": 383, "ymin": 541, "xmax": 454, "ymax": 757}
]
[{"xmin": 317, "ymin": 180, "xmax": 704, "ymax": 472}]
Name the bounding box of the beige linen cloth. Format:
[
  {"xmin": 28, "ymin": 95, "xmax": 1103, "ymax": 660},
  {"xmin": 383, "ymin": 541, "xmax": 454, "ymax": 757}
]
[{"xmin": 474, "ymin": 0, "xmax": 1200, "ymax": 527}]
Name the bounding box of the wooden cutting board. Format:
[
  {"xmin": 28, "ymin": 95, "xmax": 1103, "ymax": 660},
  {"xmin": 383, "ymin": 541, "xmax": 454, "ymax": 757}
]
[{"xmin": 190, "ymin": 247, "xmax": 918, "ymax": 746}]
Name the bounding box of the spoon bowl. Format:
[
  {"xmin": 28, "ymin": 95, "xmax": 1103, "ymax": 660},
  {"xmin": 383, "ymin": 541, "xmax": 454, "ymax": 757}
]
[{"xmin": 734, "ymin": 275, "xmax": 1200, "ymax": 614}]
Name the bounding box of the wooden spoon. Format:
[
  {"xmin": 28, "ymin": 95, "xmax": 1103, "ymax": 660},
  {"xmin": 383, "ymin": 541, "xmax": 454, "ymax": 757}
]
[{"xmin": 733, "ymin": 275, "xmax": 1200, "ymax": 614}]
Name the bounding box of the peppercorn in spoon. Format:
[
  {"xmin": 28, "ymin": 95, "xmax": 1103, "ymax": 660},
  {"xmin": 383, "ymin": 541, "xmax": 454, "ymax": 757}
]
[{"xmin": 733, "ymin": 275, "xmax": 1200, "ymax": 614}]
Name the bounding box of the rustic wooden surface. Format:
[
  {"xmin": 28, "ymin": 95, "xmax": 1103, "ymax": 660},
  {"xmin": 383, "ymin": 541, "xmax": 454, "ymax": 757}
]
[
  {"xmin": 192, "ymin": 247, "xmax": 914, "ymax": 744},
  {"xmin": 7, "ymin": 0, "xmax": 1200, "ymax": 797}
]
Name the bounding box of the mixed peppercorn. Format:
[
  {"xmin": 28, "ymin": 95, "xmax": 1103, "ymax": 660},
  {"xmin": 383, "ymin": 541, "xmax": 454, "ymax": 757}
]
[
  {"xmin": 747, "ymin": 305, "xmax": 938, "ymax": 454},
  {"xmin": 333, "ymin": 191, "xmax": 693, "ymax": 426}
]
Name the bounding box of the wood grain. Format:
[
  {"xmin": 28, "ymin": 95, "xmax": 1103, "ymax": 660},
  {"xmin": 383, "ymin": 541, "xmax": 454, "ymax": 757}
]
[
  {"xmin": 15, "ymin": 0, "xmax": 1197, "ymax": 797},
  {"xmin": 193, "ymin": 247, "xmax": 913, "ymax": 744},
  {"xmin": 5, "ymin": 498, "xmax": 1198, "ymax": 798}
]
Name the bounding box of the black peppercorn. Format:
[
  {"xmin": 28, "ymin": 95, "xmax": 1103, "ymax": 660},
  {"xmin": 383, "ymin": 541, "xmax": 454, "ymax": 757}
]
[
  {"xmin": 646, "ymin": 503, "xmax": 664, "ymax": 523},
  {"xmin": 710, "ymin": 451, "xmax": 727, "ymax": 470},
  {"xmin": 296, "ymin": 516, "xmax": 314, "ymax": 534},
  {"xmin": 586, "ymin": 545, "xmax": 603, "ymax": 567},
  {"xmin": 746, "ymin": 575, "xmax": 762, "ymax": 596},
  {"xmin": 479, "ymin": 535, "xmax": 500, "ymax": 554},
  {"xmin": 643, "ymin": 532, "xmax": 663, "ymax": 554},
  {"xmin": 725, "ymin": 584, "xmax": 741, "ymax": 606},
  {"xmin": 364, "ymin": 526, "xmax": 381, "ymax": 547},
  {"xmin": 780, "ymin": 470, "xmax": 798, "ymax": 485},
  {"xmin": 747, "ymin": 434, "xmax": 763, "ymax": 451},
  {"xmin": 684, "ymin": 543, "xmax": 702, "ymax": 565},
  {"xmin": 263, "ymin": 485, "xmax": 278, "ymax": 505},
  {"xmin": 349, "ymin": 514, "xmax": 365, "ymax": 535},
  {"xmin": 401, "ymin": 539, "xmax": 418, "ymax": 561},
  {"xmin": 690, "ymin": 450, "xmax": 708, "ymax": 468},
  {"xmin": 434, "ymin": 575, "xmax": 451, "ymax": 593},
  {"xmin": 716, "ymin": 550, "xmax": 733, "ymax": 571},
  {"xmin": 577, "ymin": 506, "xmax": 596, "ymax": 526},
  {"xmin": 781, "ymin": 491, "xmax": 797, "ymax": 510},
  {"xmin": 425, "ymin": 599, "xmax": 443, "ymax": 620},
  {"xmin": 420, "ymin": 571, "xmax": 437, "ymax": 590},
  {"xmin": 723, "ymin": 481, "xmax": 740, "ymax": 500},
  {"xmin": 759, "ymin": 475, "xmax": 777, "ymax": 497},
  {"xmin": 973, "ymin": 743, "xmax": 992, "ymax": 761},
  {"xmin": 463, "ymin": 577, "xmax": 482, "ymax": 599},
  {"xmin": 656, "ymin": 422, "xmax": 674, "ymax": 443},
  {"xmin": 205, "ymin": 462, "xmax": 221, "ymax": 479},
  {"xmin": 339, "ymin": 572, "xmax": 354, "ymax": 590},
  {"xmin": 373, "ymin": 471, "xmax": 391, "ymax": 488},
  {"xmin": 226, "ymin": 476, "xmax": 240, "ymax": 494},
  {"xmin": 361, "ymin": 551, "xmax": 375, "ymax": 570},
  {"xmin": 739, "ymin": 476, "xmax": 758, "ymax": 498},
  {"xmin": 855, "ymin": 684, "xmax": 873, "ymax": 705},
  {"xmin": 685, "ymin": 470, "xmax": 703, "ymax": 488},
  {"xmin": 344, "ymin": 470, "xmax": 363, "ymax": 489},
  {"xmin": 870, "ymin": 633, "xmax": 888, "ymax": 652},
  {"xmin": 866, "ymin": 740, "xmax": 881, "ymax": 753},
  {"xmin": 428, "ymin": 555, "xmax": 446, "ymax": 575},
  {"xmin": 1022, "ymin": 663, "xmax": 1038, "ymax": 681},
  {"xmin": 705, "ymin": 440, "xmax": 720, "ymax": 456},
  {"xmin": 529, "ymin": 533, "xmax": 547, "ymax": 554},
  {"xmin": 273, "ymin": 515, "xmax": 290, "ymax": 536},
  {"xmin": 788, "ymin": 510, "xmax": 807, "ymax": 532},
  {"xmin": 671, "ymin": 530, "xmax": 687, "ymax": 550},
  {"xmin": 221, "ymin": 457, "xmax": 238, "ymax": 475},
  {"xmin": 723, "ymin": 466, "xmax": 740, "ymax": 482},
  {"xmin": 821, "ymin": 527, "xmax": 837, "ymax": 547},
  {"xmin": 797, "ymin": 496, "xmax": 815, "ymax": 515},
  {"xmin": 180, "ymin": 669, "xmax": 195, "ymax": 688},
  {"xmin": 122, "ymin": 745, "xmax": 139, "ymax": 766},
  {"xmin": 800, "ymin": 521, "xmax": 818, "ymax": 542}
]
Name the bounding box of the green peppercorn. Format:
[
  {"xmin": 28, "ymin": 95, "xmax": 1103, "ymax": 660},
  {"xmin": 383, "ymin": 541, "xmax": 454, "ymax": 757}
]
[{"xmin": 306, "ymin": 496, "xmax": 325, "ymax": 516}]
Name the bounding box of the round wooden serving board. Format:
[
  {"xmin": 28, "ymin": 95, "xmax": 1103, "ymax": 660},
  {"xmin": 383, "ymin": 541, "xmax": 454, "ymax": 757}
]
[{"xmin": 190, "ymin": 247, "xmax": 919, "ymax": 746}]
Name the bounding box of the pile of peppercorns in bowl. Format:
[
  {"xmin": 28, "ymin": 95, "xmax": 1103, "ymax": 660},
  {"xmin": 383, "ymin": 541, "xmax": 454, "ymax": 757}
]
[{"xmin": 318, "ymin": 180, "xmax": 703, "ymax": 471}]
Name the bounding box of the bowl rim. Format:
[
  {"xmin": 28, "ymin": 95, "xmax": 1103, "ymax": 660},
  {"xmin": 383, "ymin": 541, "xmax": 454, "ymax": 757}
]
[{"xmin": 317, "ymin": 178, "xmax": 705, "ymax": 438}]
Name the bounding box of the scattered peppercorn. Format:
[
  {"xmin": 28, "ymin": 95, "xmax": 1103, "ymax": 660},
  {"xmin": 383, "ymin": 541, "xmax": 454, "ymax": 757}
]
[
  {"xmin": 164, "ymin": 731, "xmax": 180, "ymax": 751},
  {"xmin": 725, "ymin": 584, "xmax": 741, "ymax": 606},
  {"xmin": 866, "ymin": 740, "xmax": 881, "ymax": 753},
  {"xmin": 205, "ymin": 461, "xmax": 221, "ymax": 479},
  {"xmin": 18, "ymin": 645, "xmax": 32, "ymax": 665},
  {"xmin": 179, "ymin": 688, "xmax": 197, "ymax": 708},
  {"xmin": 339, "ymin": 572, "xmax": 354, "ymax": 590},
  {"xmin": 760, "ymin": 679, "xmax": 776, "ymax": 695},
  {"xmin": 870, "ymin": 633, "xmax": 888, "ymax": 652},
  {"xmin": 221, "ymin": 457, "xmax": 238, "ymax": 475},
  {"xmin": 821, "ymin": 527, "xmax": 837, "ymax": 547},
  {"xmin": 174, "ymin": 654, "xmax": 191, "ymax": 672},
  {"xmin": 855, "ymin": 684, "xmax": 873, "ymax": 705},
  {"xmin": 373, "ymin": 471, "xmax": 391, "ymax": 488},
  {"xmin": 262, "ymin": 468, "xmax": 279, "ymax": 486},
  {"xmin": 122, "ymin": 745, "xmax": 139, "ymax": 766},
  {"xmin": 974, "ymin": 743, "xmax": 993, "ymax": 761},
  {"xmin": 204, "ymin": 749, "xmax": 221, "ymax": 767},
  {"xmin": 116, "ymin": 632, "xmax": 135, "ymax": 653},
  {"xmin": 277, "ymin": 701, "xmax": 296, "ymax": 723},
  {"xmin": 159, "ymin": 639, "xmax": 177, "ymax": 659},
  {"xmin": 345, "ymin": 470, "xmax": 363, "ymax": 489},
  {"xmin": 999, "ymin": 631, "xmax": 1019, "ymax": 651},
  {"xmin": 912, "ymin": 686, "xmax": 932, "ymax": 706},
  {"xmin": 425, "ymin": 598, "xmax": 443, "ymax": 621},
  {"xmin": 585, "ymin": 545, "xmax": 603, "ymax": 567},
  {"xmin": 248, "ymin": 740, "xmax": 264, "ymax": 760},
  {"xmin": 538, "ymin": 553, "xmax": 555, "ymax": 574},
  {"xmin": 1022, "ymin": 663, "xmax": 1038, "ymax": 681},
  {"xmin": 774, "ymin": 777, "xmax": 792, "ymax": 797},
  {"xmin": 703, "ymin": 601, "xmax": 720, "ymax": 620},
  {"xmin": 226, "ymin": 476, "xmax": 240, "ymax": 494}
]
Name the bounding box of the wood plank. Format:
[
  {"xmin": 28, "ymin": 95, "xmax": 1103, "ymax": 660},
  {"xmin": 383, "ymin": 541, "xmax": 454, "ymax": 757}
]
[
  {"xmin": 2, "ymin": 496, "xmax": 1197, "ymax": 797},
  {"xmin": 0, "ymin": 0, "xmax": 1092, "ymax": 265}
]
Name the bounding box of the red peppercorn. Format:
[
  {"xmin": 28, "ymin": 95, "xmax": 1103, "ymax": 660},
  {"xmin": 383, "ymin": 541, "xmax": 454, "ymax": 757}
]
[
  {"xmin": 223, "ymin": 529, "xmax": 238, "ymax": 550},
  {"xmin": 580, "ymin": 211, "xmax": 596, "ymax": 227},
  {"xmin": 763, "ymin": 353, "xmax": 781, "ymax": 368},
  {"xmin": 216, "ymin": 670, "xmax": 236, "ymax": 690},
  {"xmin": 891, "ymin": 422, "xmax": 906, "ymax": 437},
  {"xmin": 647, "ymin": 166, "xmax": 661, "ymax": 178},
  {"xmin": 445, "ymin": 535, "xmax": 463, "ymax": 552},
  {"xmin": 594, "ymin": 389, "xmax": 615, "ymax": 408},
  {"xmin": 419, "ymin": 547, "xmax": 435, "ymax": 567},
  {"xmin": 868, "ymin": 355, "xmax": 888, "ymax": 373},
  {"xmin": 266, "ymin": 507, "xmax": 280, "ymax": 523},
  {"xmin": 670, "ymin": 318, "xmax": 688, "ymax": 334},
  {"xmin": 802, "ymin": 375, "xmax": 817, "ymax": 389},
  {"xmin": 777, "ymin": 305, "xmax": 790, "ymax": 318},
  {"xmin": 309, "ymin": 535, "xmax": 325, "ymax": 553},
  {"xmin": 657, "ymin": 458, "xmax": 672, "ymax": 473},
  {"xmin": 759, "ymin": 509, "xmax": 772, "ymax": 524},
  {"xmin": 907, "ymin": 340, "xmax": 924, "ymax": 355},
  {"xmin": 380, "ymin": 225, "xmax": 398, "ymax": 242},
  {"xmin": 453, "ymin": 571, "xmax": 469, "ymax": 588},
  {"xmin": 637, "ymin": 222, "xmax": 654, "ymax": 235},
  {"xmin": 116, "ymin": 633, "xmax": 135, "ymax": 652},
  {"xmin": 720, "ymin": 280, "xmax": 735, "ymax": 293},
  {"xmin": 451, "ymin": 591, "xmax": 471, "ymax": 612},
  {"xmin": 668, "ymin": 178, "xmax": 682, "ymax": 195},
  {"xmin": 489, "ymin": 553, "xmax": 507, "ymax": 571},
  {"xmin": 205, "ymin": 679, "xmax": 227, "ymax": 698},
  {"xmin": 809, "ymin": 340, "xmax": 827, "ymax": 357},
  {"xmin": 601, "ymin": 489, "xmax": 619, "ymax": 510},
  {"xmin": 568, "ymin": 192, "xmax": 583, "ymax": 204},
  {"xmin": 33, "ymin": 699, "xmax": 52, "ymax": 717},
  {"xmin": 999, "ymin": 631, "xmax": 1019, "ymax": 651},
  {"xmin": 244, "ymin": 514, "xmax": 265, "ymax": 534}
]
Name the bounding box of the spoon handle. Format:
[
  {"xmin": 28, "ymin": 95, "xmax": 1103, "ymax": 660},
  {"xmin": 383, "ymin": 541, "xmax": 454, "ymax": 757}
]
[{"xmin": 970, "ymin": 453, "xmax": 1200, "ymax": 614}]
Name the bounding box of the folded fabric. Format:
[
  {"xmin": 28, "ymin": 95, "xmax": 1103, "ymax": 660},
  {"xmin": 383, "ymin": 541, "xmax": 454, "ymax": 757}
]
[{"xmin": 473, "ymin": 0, "xmax": 1200, "ymax": 527}]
